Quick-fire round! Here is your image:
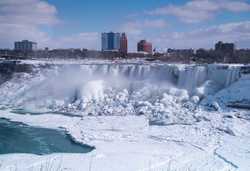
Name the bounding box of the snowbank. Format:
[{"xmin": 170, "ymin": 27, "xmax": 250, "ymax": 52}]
[{"xmin": 0, "ymin": 111, "xmax": 242, "ymax": 171}]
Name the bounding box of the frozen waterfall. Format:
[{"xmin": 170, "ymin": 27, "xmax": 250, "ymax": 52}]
[
  {"xmin": 78, "ymin": 64, "xmax": 241, "ymax": 93},
  {"xmin": 0, "ymin": 63, "xmax": 242, "ymax": 124}
]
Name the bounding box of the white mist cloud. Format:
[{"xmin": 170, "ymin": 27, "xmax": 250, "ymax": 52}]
[
  {"xmin": 149, "ymin": 0, "xmax": 250, "ymax": 23},
  {"xmin": 0, "ymin": 0, "xmax": 58, "ymax": 25},
  {"xmin": 118, "ymin": 20, "xmax": 250, "ymax": 51},
  {"xmin": 0, "ymin": 0, "xmax": 249, "ymax": 51},
  {"xmin": 0, "ymin": 0, "xmax": 58, "ymax": 48},
  {"xmin": 120, "ymin": 19, "xmax": 168, "ymax": 35},
  {"xmin": 0, "ymin": 0, "xmax": 99, "ymax": 50},
  {"xmin": 50, "ymin": 32, "xmax": 99, "ymax": 50},
  {"xmin": 0, "ymin": 24, "xmax": 51, "ymax": 48},
  {"xmin": 151, "ymin": 21, "xmax": 250, "ymax": 49}
]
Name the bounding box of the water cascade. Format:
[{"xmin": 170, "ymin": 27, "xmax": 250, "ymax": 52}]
[{"xmin": 0, "ymin": 63, "xmax": 241, "ymax": 124}]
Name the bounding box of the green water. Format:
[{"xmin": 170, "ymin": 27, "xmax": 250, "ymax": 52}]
[{"xmin": 0, "ymin": 118, "xmax": 94, "ymax": 155}]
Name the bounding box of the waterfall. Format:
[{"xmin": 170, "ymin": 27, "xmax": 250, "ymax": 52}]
[
  {"xmin": 177, "ymin": 66, "xmax": 208, "ymax": 93},
  {"xmin": 207, "ymin": 65, "xmax": 241, "ymax": 88},
  {"xmin": 0, "ymin": 63, "xmax": 242, "ymax": 118},
  {"xmin": 75, "ymin": 64, "xmax": 240, "ymax": 94}
]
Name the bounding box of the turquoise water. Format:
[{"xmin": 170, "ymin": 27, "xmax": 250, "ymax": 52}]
[{"xmin": 0, "ymin": 118, "xmax": 94, "ymax": 155}]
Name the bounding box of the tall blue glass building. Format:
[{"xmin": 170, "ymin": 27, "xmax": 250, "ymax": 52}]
[{"xmin": 102, "ymin": 32, "xmax": 121, "ymax": 51}]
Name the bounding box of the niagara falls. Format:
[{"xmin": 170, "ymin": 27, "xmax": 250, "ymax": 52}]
[
  {"xmin": 0, "ymin": 59, "xmax": 249, "ymax": 170},
  {"xmin": 1, "ymin": 0, "xmax": 250, "ymax": 170}
]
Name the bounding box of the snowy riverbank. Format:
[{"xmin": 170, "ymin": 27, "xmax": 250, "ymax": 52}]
[{"xmin": 1, "ymin": 108, "xmax": 250, "ymax": 170}]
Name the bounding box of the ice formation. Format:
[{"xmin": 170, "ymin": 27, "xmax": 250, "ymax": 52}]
[{"xmin": 0, "ymin": 63, "xmax": 243, "ymax": 125}]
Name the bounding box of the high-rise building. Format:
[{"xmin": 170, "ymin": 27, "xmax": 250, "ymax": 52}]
[
  {"xmin": 101, "ymin": 33, "xmax": 108, "ymax": 51},
  {"xmin": 120, "ymin": 33, "xmax": 128, "ymax": 54},
  {"xmin": 215, "ymin": 41, "xmax": 235, "ymax": 54},
  {"xmin": 114, "ymin": 33, "xmax": 121, "ymax": 50},
  {"xmin": 14, "ymin": 40, "xmax": 37, "ymax": 51},
  {"xmin": 137, "ymin": 40, "xmax": 152, "ymax": 54},
  {"xmin": 102, "ymin": 32, "xmax": 121, "ymax": 51}
]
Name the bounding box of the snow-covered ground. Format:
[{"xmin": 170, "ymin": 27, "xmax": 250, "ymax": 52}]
[
  {"xmin": 0, "ymin": 61, "xmax": 250, "ymax": 171},
  {"xmin": 1, "ymin": 109, "xmax": 250, "ymax": 171}
]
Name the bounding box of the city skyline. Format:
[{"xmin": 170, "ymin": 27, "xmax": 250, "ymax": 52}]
[{"xmin": 0, "ymin": 0, "xmax": 250, "ymax": 51}]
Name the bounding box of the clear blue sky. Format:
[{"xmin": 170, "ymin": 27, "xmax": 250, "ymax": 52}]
[{"xmin": 1, "ymin": 0, "xmax": 250, "ymax": 50}]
